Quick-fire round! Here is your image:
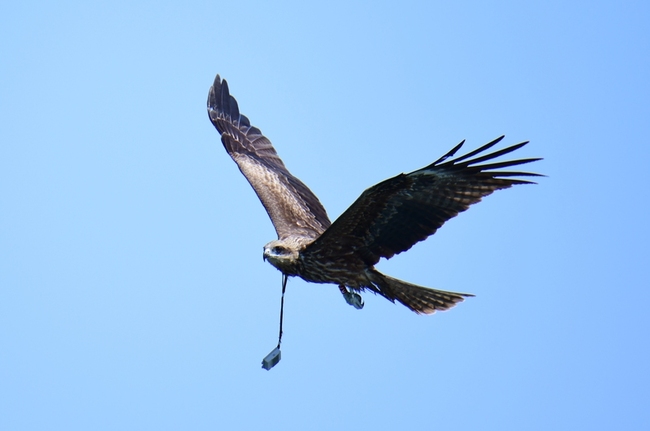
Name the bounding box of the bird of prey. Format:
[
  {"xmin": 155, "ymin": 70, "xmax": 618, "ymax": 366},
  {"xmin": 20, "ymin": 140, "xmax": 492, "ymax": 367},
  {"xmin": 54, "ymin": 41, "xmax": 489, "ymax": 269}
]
[{"xmin": 207, "ymin": 74, "xmax": 541, "ymax": 315}]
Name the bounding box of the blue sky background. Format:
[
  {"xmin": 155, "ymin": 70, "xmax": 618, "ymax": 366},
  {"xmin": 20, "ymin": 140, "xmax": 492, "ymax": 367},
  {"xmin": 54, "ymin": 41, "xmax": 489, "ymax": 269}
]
[{"xmin": 2, "ymin": 1, "xmax": 649, "ymax": 430}]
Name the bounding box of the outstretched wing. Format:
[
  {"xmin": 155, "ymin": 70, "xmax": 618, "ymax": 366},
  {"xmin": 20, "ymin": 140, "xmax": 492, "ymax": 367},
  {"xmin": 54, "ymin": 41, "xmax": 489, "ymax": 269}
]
[
  {"xmin": 207, "ymin": 75, "xmax": 331, "ymax": 240},
  {"xmin": 303, "ymin": 136, "xmax": 542, "ymax": 266}
]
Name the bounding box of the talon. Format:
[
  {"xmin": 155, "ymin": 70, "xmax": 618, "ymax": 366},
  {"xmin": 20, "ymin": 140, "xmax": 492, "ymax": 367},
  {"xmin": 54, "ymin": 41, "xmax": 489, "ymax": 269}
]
[{"xmin": 339, "ymin": 285, "xmax": 364, "ymax": 309}]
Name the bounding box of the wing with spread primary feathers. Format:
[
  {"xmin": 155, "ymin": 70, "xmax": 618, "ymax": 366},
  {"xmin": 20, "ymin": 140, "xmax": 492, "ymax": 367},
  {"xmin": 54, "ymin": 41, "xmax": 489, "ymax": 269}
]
[
  {"xmin": 303, "ymin": 136, "xmax": 542, "ymax": 266},
  {"xmin": 207, "ymin": 75, "xmax": 331, "ymax": 240}
]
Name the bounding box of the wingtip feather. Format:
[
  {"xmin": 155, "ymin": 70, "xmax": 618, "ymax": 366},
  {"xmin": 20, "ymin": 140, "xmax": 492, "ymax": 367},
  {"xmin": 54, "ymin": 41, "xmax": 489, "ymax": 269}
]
[{"xmin": 431, "ymin": 140, "xmax": 465, "ymax": 165}]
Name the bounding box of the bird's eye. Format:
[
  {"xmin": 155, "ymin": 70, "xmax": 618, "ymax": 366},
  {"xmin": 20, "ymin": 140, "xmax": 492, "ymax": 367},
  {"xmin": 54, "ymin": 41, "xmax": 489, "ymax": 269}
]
[{"xmin": 272, "ymin": 246, "xmax": 285, "ymax": 254}]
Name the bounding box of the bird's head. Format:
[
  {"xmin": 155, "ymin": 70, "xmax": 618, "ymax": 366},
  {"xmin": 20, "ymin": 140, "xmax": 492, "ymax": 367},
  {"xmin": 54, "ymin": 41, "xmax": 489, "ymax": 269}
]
[{"xmin": 263, "ymin": 239, "xmax": 300, "ymax": 274}]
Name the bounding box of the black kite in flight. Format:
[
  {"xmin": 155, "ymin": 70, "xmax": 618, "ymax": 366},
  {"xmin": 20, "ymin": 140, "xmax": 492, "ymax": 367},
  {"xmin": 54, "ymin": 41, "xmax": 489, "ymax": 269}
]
[{"xmin": 207, "ymin": 74, "xmax": 541, "ymax": 315}]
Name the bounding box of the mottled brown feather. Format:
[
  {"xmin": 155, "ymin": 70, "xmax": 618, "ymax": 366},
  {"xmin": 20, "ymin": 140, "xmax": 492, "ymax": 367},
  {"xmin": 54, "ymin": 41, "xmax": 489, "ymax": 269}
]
[
  {"xmin": 367, "ymin": 270, "xmax": 473, "ymax": 315},
  {"xmin": 207, "ymin": 75, "xmax": 330, "ymax": 240}
]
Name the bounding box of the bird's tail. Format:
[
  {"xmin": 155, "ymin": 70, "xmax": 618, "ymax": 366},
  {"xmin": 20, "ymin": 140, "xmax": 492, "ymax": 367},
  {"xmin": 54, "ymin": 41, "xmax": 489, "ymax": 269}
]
[{"xmin": 367, "ymin": 270, "xmax": 474, "ymax": 315}]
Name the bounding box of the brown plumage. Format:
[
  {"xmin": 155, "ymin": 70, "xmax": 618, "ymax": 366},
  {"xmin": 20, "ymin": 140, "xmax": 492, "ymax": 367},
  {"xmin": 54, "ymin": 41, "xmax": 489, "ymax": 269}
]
[{"xmin": 207, "ymin": 74, "xmax": 541, "ymax": 314}]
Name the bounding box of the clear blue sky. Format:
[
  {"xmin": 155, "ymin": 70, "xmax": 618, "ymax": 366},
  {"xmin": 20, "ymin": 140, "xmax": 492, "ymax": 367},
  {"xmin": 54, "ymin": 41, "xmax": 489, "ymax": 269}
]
[{"xmin": 2, "ymin": 1, "xmax": 649, "ymax": 430}]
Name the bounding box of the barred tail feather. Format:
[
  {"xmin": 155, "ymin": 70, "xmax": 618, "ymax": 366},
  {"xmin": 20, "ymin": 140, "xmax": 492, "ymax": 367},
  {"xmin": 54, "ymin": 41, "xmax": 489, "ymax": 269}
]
[{"xmin": 368, "ymin": 271, "xmax": 474, "ymax": 314}]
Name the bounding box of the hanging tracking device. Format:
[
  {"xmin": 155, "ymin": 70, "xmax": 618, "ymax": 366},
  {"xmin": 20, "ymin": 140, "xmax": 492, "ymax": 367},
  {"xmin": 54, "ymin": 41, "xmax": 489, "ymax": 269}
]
[{"xmin": 262, "ymin": 274, "xmax": 287, "ymax": 370}]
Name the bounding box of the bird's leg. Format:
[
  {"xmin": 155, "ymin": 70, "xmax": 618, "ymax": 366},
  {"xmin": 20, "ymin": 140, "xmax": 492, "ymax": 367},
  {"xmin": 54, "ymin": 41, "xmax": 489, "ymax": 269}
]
[{"xmin": 338, "ymin": 285, "xmax": 364, "ymax": 309}]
